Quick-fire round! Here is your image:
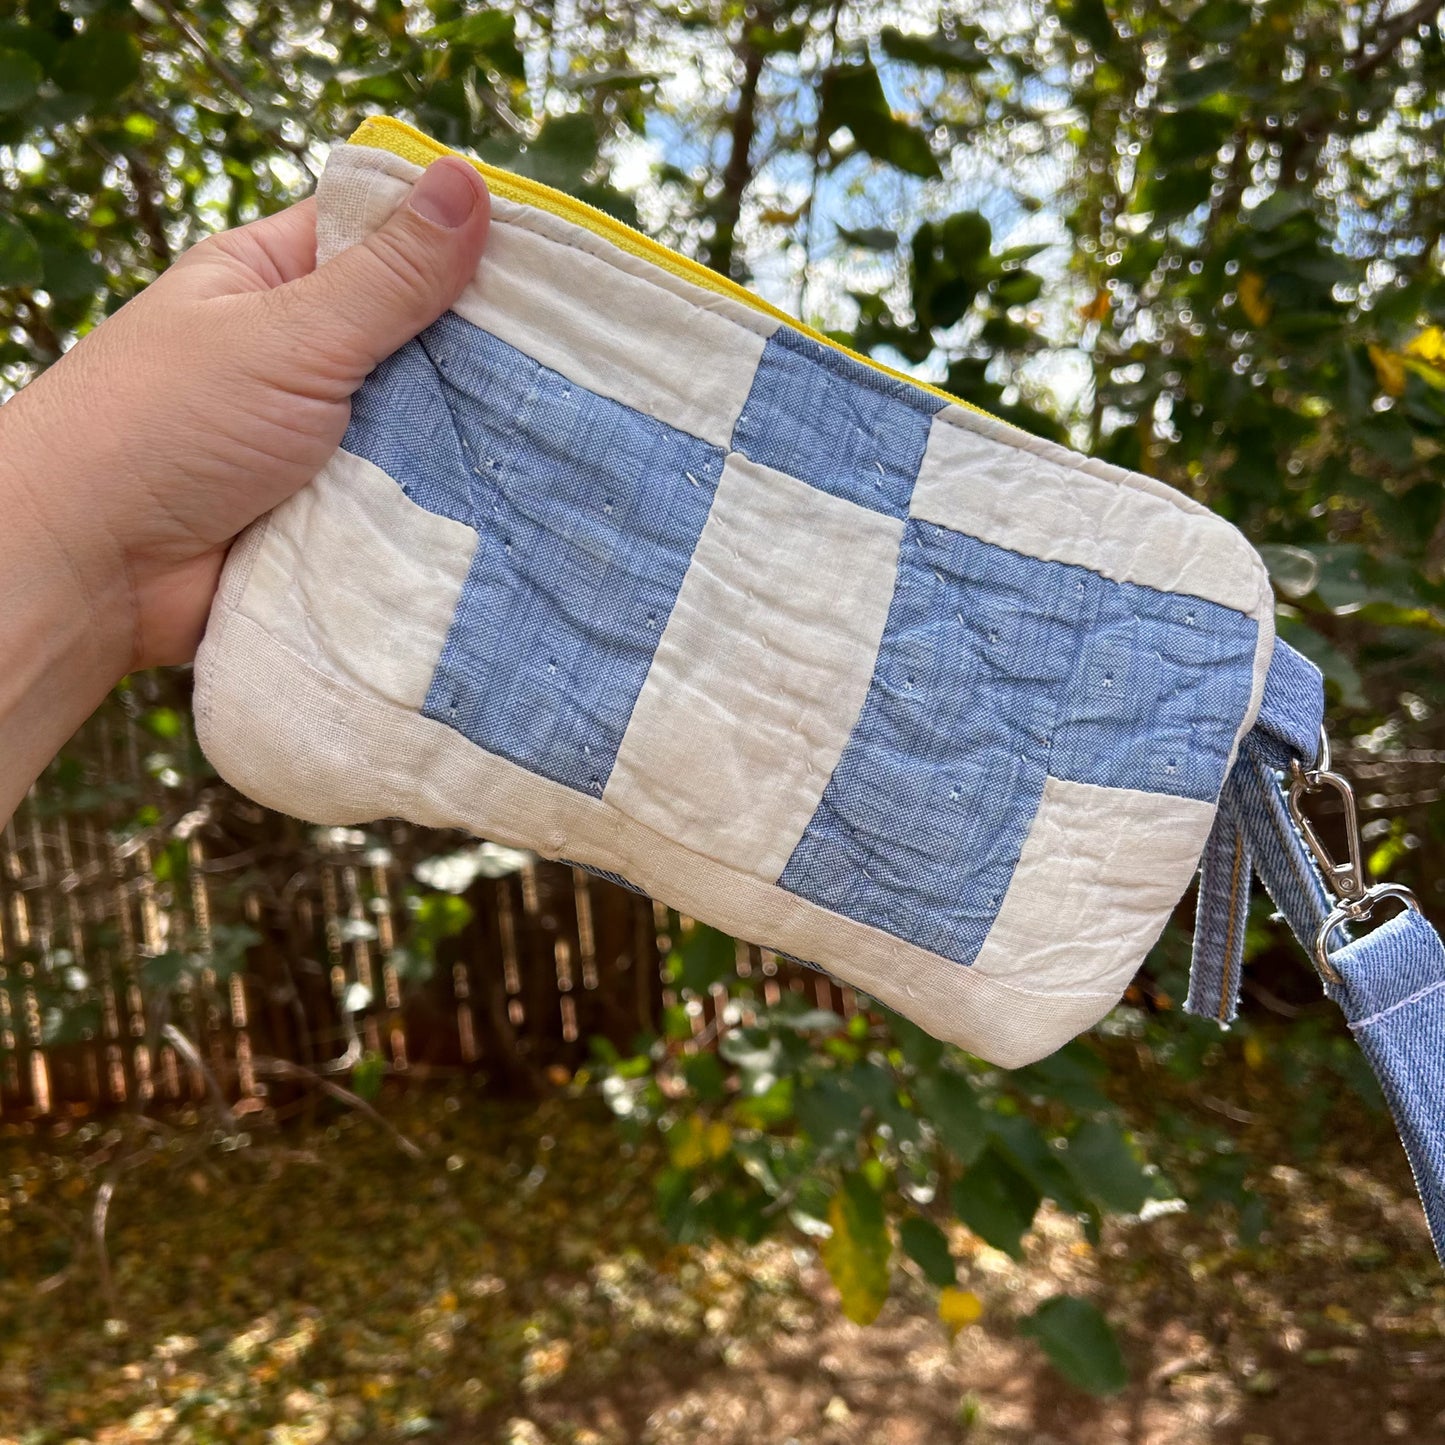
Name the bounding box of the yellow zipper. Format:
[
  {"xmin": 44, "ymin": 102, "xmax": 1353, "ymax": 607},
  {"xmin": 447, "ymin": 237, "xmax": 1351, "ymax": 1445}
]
[{"xmin": 348, "ymin": 115, "xmax": 998, "ymax": 421}]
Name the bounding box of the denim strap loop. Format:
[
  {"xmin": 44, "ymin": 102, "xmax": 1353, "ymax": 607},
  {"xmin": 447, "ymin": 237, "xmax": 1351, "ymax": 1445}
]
[
  {"xmin": 1189, "ymin": 740, "xmax": 1335, "ymax": 1020},
  {"xmin": 1186, "ymin": 791, "xmax": 1252, "ymax": 1024},
  {"xmin": 1186, "ymin": 637, "xmax": 1445, "ymax": 1260},
  {"xmin": 1250, "ymin": 638, "xmax": 1326, "ymax": 772}
]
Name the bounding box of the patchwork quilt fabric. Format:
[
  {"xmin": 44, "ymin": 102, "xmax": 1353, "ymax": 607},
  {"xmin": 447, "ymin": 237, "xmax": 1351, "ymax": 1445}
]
[{"xmin": 194, "ymin": 123, "xmax": 1277, "ymax": 1067}]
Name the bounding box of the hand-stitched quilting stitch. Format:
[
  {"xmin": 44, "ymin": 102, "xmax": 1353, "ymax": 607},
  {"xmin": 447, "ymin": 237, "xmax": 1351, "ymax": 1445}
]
[{"xmin": 339, "ymin": 295, "xmax": 1259, "ymax": 967}]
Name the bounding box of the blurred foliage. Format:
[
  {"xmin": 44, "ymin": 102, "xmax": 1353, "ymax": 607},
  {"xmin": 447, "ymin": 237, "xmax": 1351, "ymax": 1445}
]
[{"xmin": 3, "ymin": 0, "xmax": 1445, "ymax": 1406}]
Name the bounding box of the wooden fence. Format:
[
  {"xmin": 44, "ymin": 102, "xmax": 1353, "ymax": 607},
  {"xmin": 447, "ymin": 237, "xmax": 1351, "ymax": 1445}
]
[{"xmin": 0, "ymin": 675, "xmax": 853, "ymax": 1116}]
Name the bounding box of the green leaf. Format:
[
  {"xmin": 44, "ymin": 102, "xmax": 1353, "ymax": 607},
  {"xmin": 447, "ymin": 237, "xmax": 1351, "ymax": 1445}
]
[
  {"xmin": 718, "ymin": 1026, "xmax": 783, "ymax": 1076},
  {"xmin": 1244, "ymin": 189, "xmax": 1313, "ymax": 232},
  {"xmin": 52, "ymin": 27, "xmax": 141, "ymax": 102},
  {"xmin": 772, "ymin": 1006, "xmax": 845, "ymax": 1033},
  {"xmin": 1136, "ymin": 162, "xmax": 1214, "ymax": 220},
  {"xmin": 1309, "ymin": 544, "xmax": 1437, "ymax": 619},
  {"xmin": 988, "ymin": 1115, "xmax": 1090, "ymax": 1214},
  {"xmin": 141, "ymin": 706, "xmax": 184, "ymax": 740},
  {"xmin": 41, "ymin": 1000, "xmax": 101, "ymax": 1047},
  {"xmin": 899, "ymin": 1215, "xmax": 956, "ymax": 1286},
  {"xmin": 411, "ymin": 891, "xmax": 474, "ymax": 950},
  {"xmin": 1276, "ymin": 617, "xmax": 1367, "ymax": 711},
  {"xmin": 0, "ymin": 214, "xmax": 41, "ymax": 288},
  {"xmin": 746, "ymin": 21, "xmax": 809, "ymax": 56},
  {"xmin": 557, "ymin": 67, "xmax": 660, "ymax": 94},
  {"xmin": 1190, "ymin": 0, "xmax": 1253, "ymax": 41},
  {"xmin": 0, "ymin": 20, "xmax": 56, "ymax": 71},
  {"xmin": 991, "ymin": 271, "xmax": 1043, "ymax": 307},
  {"xmin": 794, "ymin": 1074, "xmax": 862, "ymax": 1145},
  {"xmin": 1013, "ymin": 1041, "xmax": 1111, "ymax": 1113},
  {"xmin": 351, "ymin": 1051, "xmax": 386, "ymax": 1102},
  {"xmin": 1170, "ymin": 58, "xmax": 1233, "ymax": 105},
  {"xmin": 889, "ymin": 1014, "xmax": 944, "ymax": 1072},
  {"xmin": 427, "ymin": 13, "xmax": 512, "ymax": 44},
  {"xmin": 0, "ymin": 47, "xmax": 42, "ymax": 112},
  {"xmin": 143, "ymin": 951, "xmax": 196, "ymax": 990},
  {"xmin": 1149, "ymin": 108, "xmax": 1234, "ymax": 167},
  {"xmin": 682, "ymin": 1050, "xmax": 727, "ymax": 1102},
  {"xmin": 821, "ymin": 1174, "xmax": 891, "ymax": 1324},
  {"xmin": 485, "ymin": 113, "xmax": 599, "ymax": 190},
  {"xmin": 819, "ymin": 60, "xmax": 941, "ymax": 180},
  {"xmin": 1256, "ymin": 544, "xmax": 1321, "ymax": 600},
  {"xmin": 1019, "ymin": 1296, "xmax": 1128, "ymax": 1396},
  {"xmin": 669, "ymin": 923, "xmax": 737, "ymax": 994},
  {"xmin": 879, "ymin": 25, "xmax": 989, "ymax": 74},
  {"xmin": 951, "ymin": 1145, "xmax": 1040, "ymax": 1257},
  {"xmin": 1063, "ymin": 1121, "xmax": 1152, "ymax": 1215},
  {"xmin": 913, "ymin": 1069, "xmax": 986, "ymax": 1165},
  {"xmin": 1058, "ymin": 0, "xmax": 1115, "ymax": 53},
  {"xmin": 731, "ymin": 1074, "xmax": 794, "ymax": 1127},
  {"xmin": 39, "ymin": 235, "xmax": 104, "ymax": 302},
  {"xmin": 210, "ymin": 923, "xmax": 260, "ymax": 978},
  {"xmin": 837, "ymin": 224, "xmax": 898, "ymax": 251},
  {"xmin": 424, "ymin": 8, "xmax": 522, "ymax": 79}
]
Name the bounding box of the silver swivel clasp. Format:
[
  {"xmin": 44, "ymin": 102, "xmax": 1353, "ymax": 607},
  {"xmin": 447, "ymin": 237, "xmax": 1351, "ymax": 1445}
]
[{"xmin": 1287, "ymin": 727, "xmax": 1422, "ymax": 985}]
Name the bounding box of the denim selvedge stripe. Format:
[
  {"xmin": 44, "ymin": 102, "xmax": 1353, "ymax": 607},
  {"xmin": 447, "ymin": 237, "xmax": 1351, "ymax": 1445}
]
[
  {"xmin": 1187, "ymin": 799, "xmax": 1251, "ymax": 1023},
  {"xmin": 1188, "ymin": 737, "xmax": 1335, "ymax": 1019}
]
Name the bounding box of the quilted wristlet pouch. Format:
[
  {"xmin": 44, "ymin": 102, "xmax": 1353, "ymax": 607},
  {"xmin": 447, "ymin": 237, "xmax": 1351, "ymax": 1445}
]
[{"xmin": 194, "ymin": 119, "xmax": 1445, "ymax": 1258}]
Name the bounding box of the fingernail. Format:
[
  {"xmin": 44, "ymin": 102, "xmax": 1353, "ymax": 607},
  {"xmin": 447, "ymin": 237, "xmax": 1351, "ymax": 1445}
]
[{"xmin": 409, "ymin": 158, "xmax": 480, "ymax": 229}]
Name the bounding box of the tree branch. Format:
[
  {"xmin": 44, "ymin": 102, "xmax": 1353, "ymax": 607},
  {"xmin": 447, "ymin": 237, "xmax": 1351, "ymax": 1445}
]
[
  {"xmin": 796, "ymin": 0, "xmax": 844, "ymax": 322},
  {"xmin": 704, "ymin": 8, "xmax": 774, "ymax": 279},
  {"xmin": 148, "ymin": 0, "xmax": 319, "ymax": 184},
  {"xmin": 251, "ymin": 1056, "xmax": 424, "ymax": 1160},
  {"xmin": 1349, "ymin": 0, "xmax": 1442, "ymax": 78}
]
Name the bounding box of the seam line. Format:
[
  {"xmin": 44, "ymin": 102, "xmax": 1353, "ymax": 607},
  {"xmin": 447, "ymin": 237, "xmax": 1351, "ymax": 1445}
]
[
  {"xmin": 1218, "ymin": 826, "xmax": 1246, "ymax": 1022},
  {"xmin": 1350, "ymin": 978, "xmax": 1445, "ymax": 1033}
]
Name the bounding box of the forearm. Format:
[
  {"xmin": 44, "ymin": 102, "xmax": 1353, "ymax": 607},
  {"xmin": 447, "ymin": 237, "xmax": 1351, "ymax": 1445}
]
[{"xmin": 0, "ymin": 393, "xmax": 132, "ymax": 824}]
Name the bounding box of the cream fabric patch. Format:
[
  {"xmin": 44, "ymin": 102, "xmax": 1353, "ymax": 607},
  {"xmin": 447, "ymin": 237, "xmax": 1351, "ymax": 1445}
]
[
  {"xmin": 970, "ymin": 774, "xmax": 1215, "ymax": 994},
  {"xmin": 233, "ymin": 448, "xmax": 474, "ymax": 710},
  {"xmin": 911, "ymin": 404, "xmax": 1272, "ymax": 621},
  {"xmin": 605, "ymin": 452, "xmax": 903, "ymax": 880},
  {"xmin": 318, "ymin": 143, "xmax": 773, "ymax": 446}
]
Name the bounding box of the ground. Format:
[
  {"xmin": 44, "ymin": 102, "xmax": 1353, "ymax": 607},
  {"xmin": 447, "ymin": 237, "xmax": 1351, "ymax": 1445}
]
[{"xmin": 1, "ymin": 1073, "xmax": 1442, "ymax": 1445}]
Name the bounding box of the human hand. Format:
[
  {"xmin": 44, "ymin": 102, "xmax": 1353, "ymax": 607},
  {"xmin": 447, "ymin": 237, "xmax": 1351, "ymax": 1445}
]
[{"xmin": 0, "ymin": 154, "xmax": 491, "ymax": 821}]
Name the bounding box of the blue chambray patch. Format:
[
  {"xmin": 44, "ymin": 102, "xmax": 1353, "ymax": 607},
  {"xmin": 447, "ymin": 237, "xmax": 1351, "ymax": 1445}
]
[
  {"xmin": 1048, "ymin": 579, "xmax": 1258, "ymax": 799},
  {"xmin": 344, "ymin": 312, "xmax": 725, "ymax": 796},
  {"xmin": 778, "ymin": 523, "xmax": 1066, "ymax": 964},
  {"xmin": 777, "ymin": 521, "xmax": 1258, "ymax": 966},
  {"xmin": 731, "ymin": 328, "xmax": 945, "ymax": 517}
]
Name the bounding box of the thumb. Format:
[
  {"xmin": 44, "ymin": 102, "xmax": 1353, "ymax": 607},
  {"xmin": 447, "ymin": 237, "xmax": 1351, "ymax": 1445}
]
[{"xmin": 282, "ymin": 156, "xmax": 491, "ymax": 379}]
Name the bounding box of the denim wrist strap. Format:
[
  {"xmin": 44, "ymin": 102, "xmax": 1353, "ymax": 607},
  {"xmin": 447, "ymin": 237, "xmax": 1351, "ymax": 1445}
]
[
  {"xmin": 1187, "ymin": 640, "xmax": 1445, "ymax": 1262},
  {"xmin": 1326, "ymin": 909, "xmax": 1445, "ymax": 1256}
]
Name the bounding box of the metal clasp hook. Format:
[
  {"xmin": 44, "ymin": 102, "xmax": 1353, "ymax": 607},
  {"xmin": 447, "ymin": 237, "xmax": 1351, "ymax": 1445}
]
[
  {"xmin": 1287, "ymin": 726, "xmax": 1422, "ymax": 985},
  {"xmin": 1287, "ymin": 768, "xmax": 1366, "ymax": 905}
]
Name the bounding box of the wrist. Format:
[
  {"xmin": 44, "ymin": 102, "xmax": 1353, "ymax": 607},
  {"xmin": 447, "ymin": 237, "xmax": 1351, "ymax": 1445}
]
[
  {"xmin": 1, "ymin": 369, "xmax": 137, "ymax": 660},
  {"xmin": 0, "ymin": 387, "xmax": 136, "ymax": 819}
]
